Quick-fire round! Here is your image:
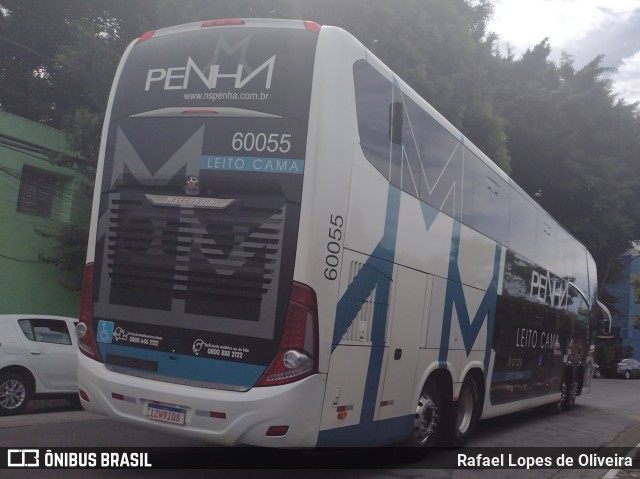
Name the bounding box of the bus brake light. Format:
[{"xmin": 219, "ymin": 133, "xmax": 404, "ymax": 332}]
[
  {"xmin": 303, "ymin": 21, "xmax": 321, "ymax": 33},
  {"xmin": 136, "ymin": 30, "xmax": 156, "ymax": 44},
  {"xmin": 256, "ymin": 282, "xmax": 318, "ymax": 387},
  {"xmin": 202, "ymin": 19, "xmax": 245, "ymax": 28},
  {"xmin": 77, "ymin": 263, "xmax": 102, "ymax": 362}
]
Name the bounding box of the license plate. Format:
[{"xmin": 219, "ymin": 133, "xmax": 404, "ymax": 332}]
[{"xmin": 146, "ymin": 403, "xmax": 186, "ymax": 425}]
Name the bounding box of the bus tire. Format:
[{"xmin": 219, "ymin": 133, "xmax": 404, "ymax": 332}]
[
  {"xmin": 444, "ymin": 376, "xmax": 480, "ymax": 447},
  {"xmin": 561, "ymin": 372, "xmax": 577, "ymax": 411},
  {"xmin": 403, "ymin": 380, "xmax": 442, "ymax": 453}
]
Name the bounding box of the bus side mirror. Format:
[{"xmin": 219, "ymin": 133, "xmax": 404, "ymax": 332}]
[{"xmin": 596, "ymin": 300, "xmax": 611, "ymax": 335}]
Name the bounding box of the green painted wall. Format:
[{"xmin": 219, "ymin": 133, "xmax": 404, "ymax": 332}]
[{"xmin": 0, "ymin": 111, "xmax": 90, "ymax": 317}]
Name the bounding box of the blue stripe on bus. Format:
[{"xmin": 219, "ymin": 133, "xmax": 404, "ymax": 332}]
[
  {"xmin": 97, "ymin": 342, "xmax": 265, "ymax": 388},
  {"xmin": 331, "ymin": 185, "xmax": 400, "ymax": 349},
  {"xmin": 317, "ymin": 414, "xmax": 413, "ymax": 447},
  {"xmin": 329, "ymin": 184, "xmax": 401, "ymax": 444},
  {"xmin": 419, "ymin": 199, "xmax": 438, "ymax": 232},
  {"xmin": 327, "ymin": 177, "xmax": 505, "ymax": 444},
  {"xmin": 438, "ymin": 220, "xmax": 502, "ymax": 377},
  {"xmin": 200, "ymin": 156, "xmax": 304, "ymax": 174}
]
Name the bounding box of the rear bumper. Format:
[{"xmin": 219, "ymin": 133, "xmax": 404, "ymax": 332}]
[{"xmin": 78, "ymin": 354, "xmax": 326, "ymax": 447}]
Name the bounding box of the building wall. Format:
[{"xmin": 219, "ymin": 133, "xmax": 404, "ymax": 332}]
[
  {"xmin": 0, "ymin": 111, "xmax": 90, "ymax": 317},
  {"xmin": 604, "ymin": 247, "xmax": 640, "ymax": 360}
]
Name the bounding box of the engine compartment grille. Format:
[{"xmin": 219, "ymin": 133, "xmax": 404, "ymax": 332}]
[{"xmin": 105, "ymin": 192, "xmax": 286, "ymax": 320}]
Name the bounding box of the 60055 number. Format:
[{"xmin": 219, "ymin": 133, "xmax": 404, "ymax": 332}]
[
  {"xmin": 232, "ymin": 132, "xmax": 291, "ymax": 154},
  {"xmin": 324, "ymin": 214, "xmax": 344, "ymax": 281}
]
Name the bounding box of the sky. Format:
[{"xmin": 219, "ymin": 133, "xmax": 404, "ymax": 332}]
[{"xmin": 487, "ymin": 0, "xmax": 640, "ymax": 104}]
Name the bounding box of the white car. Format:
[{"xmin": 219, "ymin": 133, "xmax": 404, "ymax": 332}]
[{"xmin": 0, "ymin": 314, "xmax": 79, "ymax": 415}]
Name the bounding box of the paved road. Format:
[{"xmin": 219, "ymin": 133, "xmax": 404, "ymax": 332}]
[{"xmin": 1, "ymin": 377, "xmax": 639, "ymax": 478}]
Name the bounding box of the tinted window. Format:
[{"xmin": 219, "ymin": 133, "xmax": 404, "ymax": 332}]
[
  {"xmin": 535, "ymin": 215, "xmax": 558, "ymax": 274},
  {"xmin": 556, "ymin": 230, "xmax": 573, "ymax": 279},
  {"xmin": 419, "ymin": 120, "xmax": 465, "ymax": 222},
  {"xmin": 354, "ymin": 60, "xmax": 469, "ymax": 222},
  {"xmin": 19, "ymin": 318, "xmax": 72, "ymax": 345},
  {"xmin": 471, "ymin": 159, "xmax": 509, "ymax": 245},
  {"xmin": 396, "ymin": 91, "xmax": 423, "ymax": 198},
  {"xmin": 353, "ymin": 60, "xmax": 393, "ymax": 178},
  {"xmin": 567, "ymin": 243, "xmax": 589, "ymax": 295},
  {"xmin": 508, "ymin": 189, "xmax": 536, "ymax": 261},
  {"xmin": 587, "ymin": 253, "xmax": 598, "ymax": 304},
  {"xmin": 114, "ymin": 27, "xmax": 318, "ymax": 120},
  {"xmin": 566, "ymin": 284, "xmax": 589, "ymax": 325}
]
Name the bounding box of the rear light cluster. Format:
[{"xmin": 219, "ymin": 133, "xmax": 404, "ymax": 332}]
[
  {"xmin": 75, "ymin": 263, "xmax": 319, "ymax": 385},
  {"xmin": 136, "ymin": 19, "xmax": 319, "ymax": 46},
  {"xmin": 136, "ymin": 30, "xmax": 156, "ymax": 44},
  {"xmin": 303, "ymin": 20, "xmax": 321, "ymax": 33},
  {"xmin": 257, "ymin": 282, "xmax": 319, "ymax": 386},
  {"xmin": 76, "ymin": 263, "xmax": 102, "ymax": 362},
  {"xmin": 202, "ymin": 19, "xmax": 245, "ymax": 28}
]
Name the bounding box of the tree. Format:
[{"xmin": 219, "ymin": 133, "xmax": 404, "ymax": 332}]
[
  {"xmin": 0, "ymin": 1, "xmax": 160, "ymax": 288},
  {"xmin": 35, "ymin": 225, "xmax": 88, "ymax": 291},
  {"xmin": 632, "ymin": 274, "xmax": 640, "ymax": 330},
  {"xmin": 493, "ymin": 43, "xmax": 640, "ymax": 289}
]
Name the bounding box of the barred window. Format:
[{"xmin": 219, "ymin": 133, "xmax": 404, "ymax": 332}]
[{"xmin": 16, "ymin": 166, "xmax": 66, "ymax": 218}]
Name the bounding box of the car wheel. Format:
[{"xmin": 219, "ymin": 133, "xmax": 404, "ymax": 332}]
[
  {"xmin": 624, "ymin": 370, "xmax": 631, "ymax": 380},
  {"xmin": 0, "ymin": 372, "xmax": 32, "ymax": 415}
]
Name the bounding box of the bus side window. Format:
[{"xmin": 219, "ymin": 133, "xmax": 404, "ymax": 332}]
[
  {"xmin": 596, "ymin": 300, "xmax": 612, "ymax": 335},
  {"xmin": 389, "ymin": 101, "xmax": 403, "ymax": 145},
  {"xmin": 567, "ymin": 283, "xmax": 589, "ymax": 325},
  {"xmin": 353, "ymin": 60, "xmax": 393, "ymax": 180},
  {"xmin": 471, "ymin": 158, "xmax": 509, "ymax": 246},
  {"xmin": 418, "ymin": 114, "xmax": 465, "ymax": 222},
  {"xmin": 508, "ymin": 189, "xmax": 536, "ymax": 262}
]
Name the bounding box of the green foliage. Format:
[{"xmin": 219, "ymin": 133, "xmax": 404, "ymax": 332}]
[
  {"xmin": 621, "ymin": 345, "xmax": 635, "ymax": 359},
  {"xmin": 35, "ymin": 225, "xmax": 88, "ymax": 291},
  {"xmin": 493, "ymin": 45, "xmax": 640, "ymax": 287},
  {"xmin": 632, "ymin": 275, "xmax": 640, "ymax": 330},
  {"xmin": 632, "ymin": 275, "xmax": 640, "ymax": 303}
]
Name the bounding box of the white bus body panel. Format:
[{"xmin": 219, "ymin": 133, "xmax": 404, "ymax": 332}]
[{"xmin": 78, "ymin": 355, "xmax": 326, "ymax": 447}]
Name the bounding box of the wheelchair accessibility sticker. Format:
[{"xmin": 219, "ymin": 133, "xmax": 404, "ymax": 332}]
[{"xmin": 97, "ymin": 321, "xmax": 114, "ymax": 343}]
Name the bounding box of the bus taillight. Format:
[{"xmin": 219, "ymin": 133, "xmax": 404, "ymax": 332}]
[
  {"xmin": 136, "ymin": 30, "xmax": 156, "ymax": 45},
  {"xmin": 257, "ymin": 282, "xmax": 319, "ymax": 387},
  {"xmin": 76, "ymin": 263, "xmax": 102, "ymax": 362},
  {"xmin": 303, "ymin": 21, "xmax": 321, "ymax": 33},
  {"xmin": 202, "ymin": 19, "xmax": 245, "ymax": 28}
]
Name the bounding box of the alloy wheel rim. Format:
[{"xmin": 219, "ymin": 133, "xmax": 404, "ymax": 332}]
[
  {"xmin": 414, "ymin": 393, "xmax": 438, "ymax": 446},
  {"xmin": 0, "ymin": 379, "xmax": 26, "ymax": 410}
]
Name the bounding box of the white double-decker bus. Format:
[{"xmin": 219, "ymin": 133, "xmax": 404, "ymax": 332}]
[{"xmin": 76, "ymin": 18, "xmax": 611, "ymax": 450}]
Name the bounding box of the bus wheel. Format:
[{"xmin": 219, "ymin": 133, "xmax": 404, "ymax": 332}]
[
  {"xmin": 445, "ymin": 376, "xmax": 480, "ymax": 447},
  {"xmin": 407, "ymin": 380, "xmax": 441, "ymax": 448},
  {"xmin": 399, "ymin": 380, "xmax": 441, "ymax": 462},
  {"xmin": 561, "ymin": 374, "xmax": 577, "ymax": 411}
]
